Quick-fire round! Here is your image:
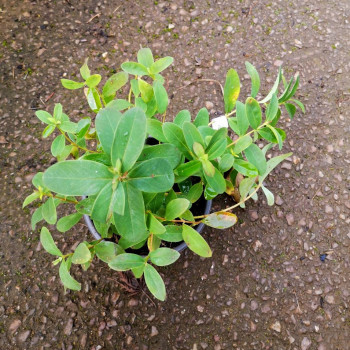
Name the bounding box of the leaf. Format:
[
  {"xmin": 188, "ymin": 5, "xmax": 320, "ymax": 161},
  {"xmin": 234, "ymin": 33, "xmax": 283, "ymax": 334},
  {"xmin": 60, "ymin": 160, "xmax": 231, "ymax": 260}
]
[
  {"xmin": 59, "ymin": 259, "xmax": 81, "ymax": 291},
  {"xmin": 121, "ymin": 62, "xmax": 149, "ymax": 76},
  {"xmin": 174, "ymin": 110, "xmax": 191, "ymax": 127},
  {"xmin": 75, "ymin": 196, "xmax": 95, "ymax": 215},
  {"xmin": 182, "ymin": 122, "xmax": 205, "ymax": 154},
  {"xmin": 148, "ymin": 213, "xmax": 166, "ymax": 235},
  {"xmin": 266, "ymin": 124, "xmax": 283, "ymax": 150},
  {"xmin": 232, "ymin": 159, "xmax": 259, "ymax": 177},
  {"xmin": 202, "ymin": 211, "xmax": 238, "ymax": 229},
  {"xmin": 91, "ymin": 182, "xmax": 115, "ymax": 222},
  {"xmin": 40, "ymin": 227, "xmax": 62, "ymax": 256},
  {"xmin": 72, "ymin": 243, "xmax": 91, "ymax": 264},
  {"xmin": 261, "ymin": 185, "xmax": 274, "ymax": 206},
  {"xmin": 186, "ymin": 183, "xmax": 203, "ymax": 203},
  {"xmin": 60, "ymin": 121, "xmax": 77, "ymax": 134},
  {"xmin": 95, "ymin": 241, "xmax": 124, "ymax": 263},
  {"xmin": 235, "ymin": 101, "xmax": 249, "ymax": 136},
  {"xmin": 144, "ymin": 263, "xmax": 166, "ymax": 301},
  {"xmin": 107, "ymin": 99, "xmax": 133, "ymax": 111},
  {"xmin": 149, "ymin": 56, "xmax": 174, "ymax": 74},
  {"xmin": 193, "ymin": 142, "xmax": 205, "ymax": 158},
  {"xmin": 42, "ymin": 197, "xmax": 57, "ymax": 224},
  {"xmin": 259, "ymin": 152, "xmax": 292, "ymax": 183},
  {"xmin": 290, "ymin": 99, "xmax": 305, "ymax": 113},
  {"xmin": 150, "ymin": 248, "xmax": 180, "ymax": 266},
  {"xmin": 31, "ymin": 206, "xmax": 43, "ymax": 230},
  {"xmin": 51, "ymin": 135, "xmax": 65, "ymax": 157},
  {"xmin": 53, "ymin": 103, "xmax": 63, "ymax": 121},
  {"xmin": 80, "ymin": 59, "xmax": 90, "ymax": 80},
  {"xmin": 246, "ymin": 97, "xmax": 262, "ymax": 129},
  {"xmin": 128, "ymin": 158, "xmax": 174, "ymax": 192},
  {"xmin": 153, "ymin": 81, "xmax": 168, "ymax": 114},
  {"xmin": 76, "ymin": 118, "xmax": 91, "ymax": 138},
  {"xmin": 182, "ymin": 224, "xmax": 212, "ymax": 257},
  {"xmin": 244, "ymin": 144, "xmax": 267, "ymax": 175},
  {"xmin": 113, "ymin": 183, "xmax": 148, "ymax": 244},
  {"xmin": 137, "ymin": 47, "xmax": 154, "ymax": 67},
  {"xmin": 56, "ymin": 145, "xmax": 73, "ymax": 162},
  {"xmin": 42, "ymin": 124, "xmax": 55, "ymax": 138},
  {"xmin": 57, "ymin": 213, "xmax": 83, "ymax": 232},
  {"xmin": 278, "ymin": 76, "xmax": 294, "ymax": 103},
  {"xmin": 109, "ymin": 253, "xmax": 145, "ymax": 271},
  {"xmin": 23, "ymin": 191, "xmax": 40, "ymax": 208},
  {"xmin": 87, "ymin": 87, "xmax": 102, "ymax": 112},
  {"xmin": 204, "ymin": 167, "xmax": 226, "ymax": 194},
  {"xmin": 146, "ymin": 119, "xmax": 167, "ymax": 142},
  {"xmin": 232, "ymin": 135, "xmax": 253, "ymax": 155},
  {"xmin": 260, "ymin": 67, "xmax": 282, "ymax": 103},
  {"xmin": 194, "ymin": 108, "xmax": 209, "ymax": 127},
  {"xmin": 156, "ymin": 225, "xmax": 183, "ymax": 242},
  {"xmin": 285, "ymin": 103, "xmax": 296, "ymax": 119},
  {"xmin": 43, "ymin": 160, "xmax": 113, "ymax": 196},
  {"xmin": 138, "ymin": 144, "xmax": 181, "ymax": 169},
  {"xmin": 266, "ymin": 93, "xmax": 279, "ymax": 121},
  {"xmin": 138, "ymin": 79, "xmax": 154, "ymax": 103},
  {"xmin": 35, "ymin": 110, "xmax": 52, "ymax": 124},
  {"xmin": 162, "ymin": 122, "xmax": 192, "ymax": 159},
  {"xmin": 258, "ymin": 127, "xmax": 285, "ymax": 144},
  {"xmin": 201, "ymin": 158, "xmax": 215, "ymax": 177},
  {"xmin": 174, "ymin": 160, "xmax": 201, "ymax": 182},
  {"xmin": 85, "ymin": 74, "xmax": 101, "ymax": 88},
  {"xmin": 61, "ymin": 79, "xmax": 85, "ymax": 90},
  {"xmin": 239, "ymin": 177, "xmax": 256, "ymax": 200},
  {"xmin": 205, "ymin": 128, "xmax": 227, "ymax": 160},
  {"xmin": 224, "ymin": 68, "xmax": 240, "ymax": 113},
  {"xmin": 114, "ymin": 181, "xmax": 125, "ymax": 215},
  {"xmin": 218, "ymin": 154, "xmax": 234, "ymax": 172},
  {"xmin": 165, "ymin": 198, "xmax": 190, "ymax": 220},
  {"xmin": 32, "ymin": 172, "xmax": 44, "ymax": 189},
  {"xmin": 102, "ymin": 72, "xmax": 128, "ymax": 98},
  {"xmin": 284, "ymin": 74, "xmax": 300, "ymax": 101},
  {"xmin": 245, "ymin": 61, "xmax": 260, "ymax": 98}
]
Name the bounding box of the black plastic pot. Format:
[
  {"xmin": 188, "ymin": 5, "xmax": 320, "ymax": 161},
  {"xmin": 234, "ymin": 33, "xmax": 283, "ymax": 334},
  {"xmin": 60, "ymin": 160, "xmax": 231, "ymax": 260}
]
[{"xmin": 83, "ymin": 198, "xmax": 212, "ymax": 253}]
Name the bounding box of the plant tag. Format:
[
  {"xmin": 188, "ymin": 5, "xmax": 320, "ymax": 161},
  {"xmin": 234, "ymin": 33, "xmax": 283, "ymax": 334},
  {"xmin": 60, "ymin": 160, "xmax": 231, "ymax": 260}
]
[{"xmin": 211, "ymin": 115, "xmax": 228, "ymax": 130}]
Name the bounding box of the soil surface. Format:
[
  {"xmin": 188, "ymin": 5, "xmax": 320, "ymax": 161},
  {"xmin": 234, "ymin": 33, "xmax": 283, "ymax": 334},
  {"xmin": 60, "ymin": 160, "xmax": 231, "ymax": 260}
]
[{"xmin": 1, "ymin": 0, "xmax": 350, "ymax": 349}]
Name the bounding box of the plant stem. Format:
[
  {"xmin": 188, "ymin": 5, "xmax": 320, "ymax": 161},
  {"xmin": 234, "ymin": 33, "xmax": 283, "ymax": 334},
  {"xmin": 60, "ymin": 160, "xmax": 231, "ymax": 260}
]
[
  {"xmin": 48, "ymin": 193, "xmax": 79, "ymax": 204},
  {"xmin": 151, "ymin": 213, "xmax": 201, "ymax": 226}
]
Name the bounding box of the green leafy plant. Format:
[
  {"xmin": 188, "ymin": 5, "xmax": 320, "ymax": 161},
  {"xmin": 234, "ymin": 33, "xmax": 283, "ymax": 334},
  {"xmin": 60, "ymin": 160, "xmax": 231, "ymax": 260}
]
[{"xmin": 24, "ymin": 48, "xmax": 304, "ymax": 300}]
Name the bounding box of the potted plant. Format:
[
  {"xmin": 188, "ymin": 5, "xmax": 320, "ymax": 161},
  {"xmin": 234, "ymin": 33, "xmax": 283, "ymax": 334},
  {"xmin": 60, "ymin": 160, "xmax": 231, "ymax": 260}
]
[{"xmin": 23, "ymin": 48, "xmax": 304, "ymax": 300}]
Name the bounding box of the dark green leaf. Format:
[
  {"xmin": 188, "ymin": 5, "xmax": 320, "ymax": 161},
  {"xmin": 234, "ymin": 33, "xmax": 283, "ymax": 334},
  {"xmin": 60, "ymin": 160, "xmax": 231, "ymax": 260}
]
[
  {"xmin": 233, "ymin": 159, "xmax": 259, "ymax": 177},
  {"xmin": 61, "ymin": 79, "xmax": 85, "ymax": 90},
  {"xmin": 75, "ymin": 196, "xmax": 95, "ymax": 215},
  {"xmin": 285, "ymin": 103, "xmax": 296, "ymax": 119},
  {"xmin": 266, "ymin": 93, "xmax": 279, "ymax": 121},
  {"xmin": 109, "ymin": 253, "xmax": 145, "ymax": 271},
  {"xmin": 149, "ymin": 56, "xmax": 173, "ymax": 74},
  {"xmin": 183, "ymin": 122, "xmax": 205, "ymax": 154},
  {"xmin": 246, "ymin": 97, "xmax": 262, "ymax": 129},
  {"xmin": 162, "ymin": 122, "xmax": 192, "ymax": 159},
  {"xmin": 72, "ymin": 243, "xmax": 91, "ymax": 264},
  {"xmin": 290, "ymin": 99, "xmax": 305, "ymax": 113},
  {"xmin": 95, "ymin": 241, "xmax": 124, "ymax": 263},
  {"xmin": 224, "ymin": 68, "xmax": 240, "ymax": 113},
  {"xmin": 150, "ymin": 248, "xmax": 180, "ymax": 266},
  {"xmin": 174, "ymin": 110, "xmax": 191, "ymax": 127},
  {"xmin": 182, "ymin": 224, "xmax": 212, "ymax": 257},
  {"xmin": 144, "ymin": 263, "xmax": 166, "ymax": 301},
  {"xmin": 59, "ymin": 259, "xmax": 81, "ymax": 291},
  {"xmin": 244, "ymin": 144, "xmax": 267, "ymax": 175},
  {"xmin": 174, "ymin": 160, "xmax": 201, "ymax": 182},
  {"xmin": 194, "ymin": 108, "xmax": 209, "ymax": 127},
  {"xmin": 235, "ymin": 101, "xmax": 249, "ymax": 135},
  {"xmin": 57, "ymin": 213, "xmax": 83, "ymax": 232},
  {"xmin": 186, "ymin": 183, "xmax": 203, "ymax": 203},
  {"xmin": 284, "ymin": 74, "xmax": 299, "ymax": 101},
  {"xmin": 40, "ymin": 227, "xmax": 62, "ymax": 256},
  {"xmin": 165, "ymin": 198, "xmax": 190, "ymax": 220},
  {"xmin": 91, "ymin": 182, "xmax": 115, "ymax": 222},
  {"xmin": 121, "ymin": 62, "xmax": 149, "ymax": 76},
  {"xmin": 278, "ymin": 76, "xmax": 294, "ymax": 103},
  {"xmin": 218, "ymin": 154, "xmax": 234, "ymax": 172},
  {"xmin": 81, "ymin": 153, "xmax": 111, "ymax": 166},
  {"xmin": 205, "ymin": 128, "xmax": 227, "ymax": 160},
  {"xmin": 114, "ymin": 181, "xmax": 125, "ymax": 215},
  {"xmin": 266, "ymin": 124, "xmax": 283, "ymax": 150},
  {"xmin": 245, "ymin": 61, "xmax": 260, "ymax": 98},
  {"xmin": 204, "ymin": 167, "xmax": 226, "ymax": 194},
  {"xmin": 202, "ymin": 211, "xmax": 238, "ymax": 229},
  {"xmin": 146, "ymin": 118, "xmax": 167, "ymax": 142},
  {"xmin": 138, "ymin": 144, "xmax": 181, "ymax": 169}
]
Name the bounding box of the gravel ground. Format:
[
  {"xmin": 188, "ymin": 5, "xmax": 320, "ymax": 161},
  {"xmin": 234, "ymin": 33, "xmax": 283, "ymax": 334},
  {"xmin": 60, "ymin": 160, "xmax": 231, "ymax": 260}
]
[{"xmin": 0, "ymin": 0, "xmax": 349, "ymax": 349}]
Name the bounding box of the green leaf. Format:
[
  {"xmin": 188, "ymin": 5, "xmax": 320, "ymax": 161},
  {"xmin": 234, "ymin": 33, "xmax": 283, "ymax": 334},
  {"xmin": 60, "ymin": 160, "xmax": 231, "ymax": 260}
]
[
  {"xmin": 290, "ymin": 99, "xmax": 305, "ymax": 113},
  {"xmin": 32, "ymin": 172, "xmax": 44, "ymax": 189},
  {"xmin": 285, "ymin": 103, "xmax": 297, "ymax": 119},
  {"xmin": 51, "ymin": 135, "xmax": 65, "ymax": 157},
  {"xmin": 183, "ymin": 122, "xmax": 205, "ymax": 154},
  {"xmin": 261, "ymin": 185, "xmax": 274, "ymax": 206},
  {"xmin": 56, "ymin": 145, "xmax": 73, "ymax": 162},
  {"xmin": 75, "ymin": 196, "xmax": 95, "ymax": 215},
  {"xmin": 60, "ymin": 121, "xmax": 77, "ymax": 134},
  {"xmin": 59, "ymin": 259, "xmax": 81, "ymax": 291},
  {"xmin": 91, "ymin": 182, "xmax": 116, "ymax": 223},
  {"xmin": 266, "ymin": 93, "xmax": 279, "ymax": 121},
  {"xmin": 138, "ymin": 144, "xmax": 181, "ymax": 169},
  {"xmin": 204, "ymin": 167, "xmax": 226, "ymax": 194},
  {"xmin": 153, "ymin": 81, "xmax": 168, "ymax": 114},
  {"xmin": 61, "ymin": 79, "xmax": 85, "ymax": 90},
  {"xmin": 232, "ymin": 135, "xmax": 253, "ymax": 155},
  {"xmin": 148, "ymin": 213, "xmax": 166, "ymax": 235},
  {"xmin": 201, "ymin": 158, "xmax": 215, "ymax": 177},
  {"xmin": 42, "ymin": 197, "xmax": 57, "ymax": 225},
  {"xmin": 202, "ymin": 211, "xmax": 238, "ymax": 229},
  {"xmin": 107, "ymin": 99, "xmax": 133, "ymax": 111},
  {"xmin": 57, "ymin": 213, "xmax": 83, "ymax": 232},
  {"xmin": 138, "ymin": 79, "xmax": 154, "ymax": 103},
  {"xmin": 149, "ymin": 56, "xmax": 174, "ymax": 74},
  {"xmin": 165, "ymin": 198, "xmax": 190, "ymax": 220},
  {"xmin": 245, "ymin": 61, "xmax": 260, "ymax": 98},
  {"xmin": 174, "ymin": 110, "xmax": 191, "ymax": 127},
  {"xmin": 87, "ymin": 87, "xmax": 102, "ymax": 112},
  {"xmin": 174, "ymin": 160, "xmax": 201, "ymax": 182},
  {"xmin": 278, "ymin": 76, "xmax": 294, "ymax": 103},
  {"xmin": 128, "ymin": 158, "xmax": 174, "ymax": 192},
  {"xmin": 102, "ymin": 72, "xmax": 128, "ymax": 98},
  {"xmin": 85, "ymin": 74, "xmax": 101, "ymax": 88},
  {"xmin": 232, "ymin": 159, "xmax": 259, "ymax": 177},
  {"xmin": 194, "ymin": 108, "xmax": 209, "ymax": 127},
  {"xmin": 260, "ymin": 67, "xmax": 282, "ymax": 103},
  {"xmin": 150, "ymin": 248, "xmax": 180, "ymax": 266},
  {"xmin": 42, "ymin": 124, "xmax": 55, "ymax": 138},
  {"xmin": 162, "ymin": 122, "xmax": 192, "ymax": 159},
  {"xmin": 258, "ymin": 127, "xmax": 285, "ymax": 144},
  {"xmin": 114, "ymin": 181, "xmax": 125, "ymax": 215},
  {"xmin": 193, "ymin": 142, "xmax": 205, "ymax": 158},
  {"xmin": 40, "ymin": 227, "xmax": 62, "ymax": 256},
  {"xmin": 137, "ymin": 48, "xmax": 154, "ymax": 67},
  {"xmin": 121, "ymin": 61, "xmax": 149, "ymax": 76},
  {"xmin": 205, "ymin": 128, "xmax": 227, "ymax": 160},
  {"xmin": 111, "ymin": 107, "xmax": 147, "ymax": 171},
  {"xmin": 23, "ymin": 191, "xmax": 40, "ymax": 208},
  {"xmin": 146, "ymin": 119, "xmax": 167, "ymax": 143},
  {"xmin": 266, "ymin": 124, "xmax": 283, "ymax": 150},
  {"xmin": 35, "ymin": 110, "xmax": 52, "ymax": 124},
  {"xmin": 132, "ymin": 265, "xmax": 145, "ymax": 278},
  {"xmin": 186, "ymin": 183, "xmax": 203, "ymax": 203},
  {"xmin": 80, "ymin": 59, "xmax": 90, "ymax": 80},
  {"xmin": 239, "ymin": 177, "xmax": 256, "ymax": 200},
  {"xmin": 224, "ymin": 68, "xmax": 240, "ymax": 113},
  {"xmin": 95, "ymin": 241, "xmax": 124, "ymax": 263},
  {"xmin": 182, "ymin": 224, "xmax": 212, "ymax": 258},
  {"xmin": 76, "ymin": 118, "xmax": 91, "ymax": 138},
  {"xmin": 31, "ymin": 206, "xmax": 43, "ymax": 230},
  {"xmin": 109, "ymin": 253, "xmax": 145, "ymax": 271},
  {"xmin": 284, "ymin": 74, "xmax": 299, "ymax": 101},
  {"xmin": 43, "ymin": 160, "xmax": 113, "ymax": 196},
  {"xmin": 113, "ymin": 183, "xmax": 148, "ymax": 244},
  {"xmin": 72, "ymin": 243, "xmax": 91, "ymax": 264},
  {"xmin": 235, "ymin": 101, "xmax": 249, "ymax": 136},
  {"xmin": 53, "ymin": 103, "xmax": 63, "ymax": 121},
  {"xmin": 259, "ymin": 152, "xmax": 292, "ymax": 183},
  {"xmin": 156, "ymin": 225, "xmax": 183, "ymax": 242},
  {"xmin": 197, "ymin": 125, "xmax": 215, "ymax": 145},
  {"xmin": 246, "ymin": 97, "xmax": 262, "ymax": 129},
  {"xmin": 218, "ymin": 154, "xmax": 234, "ymax": 172},
  {"xmin": 244, "ymin": 144, "xmax": 267, "ymax": 175},
  {"xmin": 144, "ymin": 263, "xmax": 166, "ymax": 301},
  {"xmin": 81, "ymin": 153, "xmax": 111, "ymax": 166}
]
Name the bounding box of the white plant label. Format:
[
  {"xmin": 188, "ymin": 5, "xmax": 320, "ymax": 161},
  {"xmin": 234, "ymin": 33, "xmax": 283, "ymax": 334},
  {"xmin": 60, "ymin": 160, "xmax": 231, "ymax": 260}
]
[{"xmin": 211, "ymin": 115, "xmax": 228, "ymax": 130}]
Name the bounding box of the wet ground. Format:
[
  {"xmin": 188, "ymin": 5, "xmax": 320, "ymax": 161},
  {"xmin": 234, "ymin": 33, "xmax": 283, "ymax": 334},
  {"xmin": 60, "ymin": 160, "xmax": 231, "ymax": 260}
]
[{"xmin": 0, "ymin": 0, "xmax": 350, "ymax": 349}]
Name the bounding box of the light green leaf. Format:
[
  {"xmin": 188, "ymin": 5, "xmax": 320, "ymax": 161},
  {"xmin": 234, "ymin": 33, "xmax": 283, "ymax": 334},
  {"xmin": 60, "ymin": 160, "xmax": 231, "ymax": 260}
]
[
  {"xmin": 174, "ymin": 109, "xmax": 191, "ymax": 127},
  {"xmin": 53, "ymin": 103, "xmax": 63, "ymax": 121},
  {"xmin": 42, "ymin": 124, "xmax": 55, "ymax": 138},
  {"xmin": 261, "ymin": 185, "xmax": 274, "ymax": 206},
  {"xmin": 23, "ymin": 191, "xmax": 39, "ymax": 208},
  {"xmin": 202, "ymin": 211, "xmax": 238, "ymax": 229},
  {"xmin": 149, "ymin": 56, "xmax": 174, "ymax": 74},
  {"xmin": 91, "ymin": 182, "xmax": 116, "ymax": 223},
  {"xmin": 121, "ymin": 62, "xmax": 149, "ymax": 76},
  {"xmin": 218, "ymin": 154, "xmax": 234, "ymax": 172},
  {"xmin": 246, "ymin": 97, "xmax": 262, "ymax": 129},
  {"xmin": 149, "ymin": 248, "xmax": 180, "ymax": 266},
  {"xmin": 87, "ymin": 87, "xmax": 102, "ymax": 112},
  {"xmin": 232, "ymin": 135, "xmax": 253, "ymax": 155},
  {"xmin": 51, "ymin": 135, "xmax": 65, "ymax": 157},
  {"xmin": 59, "ymin": 259, "xmax": 81, "ymax": 291},
  {"xmin": 107, "ymin": 99, "xmax": 132, "ymax": 111},
  {"xmin": 148, "ymin": 213, "xmax": 166, "ymax": 235},
  {"xmin": 205, "ymin": 128, "xmax": 227, "ymax": 160},
  {"xmin": 201, "ymin": 158, "xmax": 215, "ymax": 177},
  {"xmin": 85, "ymin": 74, "xmax": 101, "ymax": 88},
  {"xmin": 266, "ymin": 124, "xmax": 283, "ymax": 150},
  {"xmin": 239, "ymin": 177, "xmax": 256, "ymax": 200},
  {"xmin": 165, "ymin": 198, "xmax": 190, "ymax": 220},
  {"xmin": 61, "ymin": 79, "xmax": 85, "ymax": 90},
  {"xmin": 174, "ymin": 160, "xmax": 202, "ymax": 182},
  {"xmin": 114, "ymin": 181, "xmax": 125, "ymax": 216},
  {"xmin": 31, "ymin": 206, "xmax": 43, "ymax": 230},
  {"xmin": 162, "ymin": 122, "xmax": 192, "ymax": 159},
  {"xmin": 182, "ymin": 224, "xmax": 212, "ymax": 257},
  {"xmin": 144, "ymin": 263, "xmax": 166, "ymax": 301},
  {"xmin": 138, "ymin": 79, "xmax": 154, "ymax": 103},
  {"xmin": 146, "ymin": 118, "xmax": 167, "ymax": 142},
  {"xmin": 42, "ymin": 197, "xmax": 57, "ymax": 224},
  {"xmin": 137, "ymin": 144, "xmax": 181, "ymax": 169},
  {"xmin": 290, "ymin": 99, "xmax": 305, "ymax": 113},
  {"xmin": 137, "ymin": 48, "xmax": 154, "ymax": 67},
  {"xmin": 72, "ymin": 243, "xmax": 91, "ymax": 264},
  {"xmin": 186, "ymin": 182, "xmax": 203, "ymax": 203},
  {"xmin": 266, "ymin": 93, "xmax": 279, "ymax": 121},
  {"xmin": 80, "ymin": 59, "xmax": 90, "ymax": 80},
  {"xmin": 194, "ymin": 108, "xmax": 209, "ymax": 127},
  {"xmin": 35, "ymin": 110, "xmax": 52, "ymax": 124},
  {"xmin": 43, "ymin": 160, "xmax": 113, "ymax": 196},
  {"xmin": 60, "ymin": 121, "xmax": 77, "ymax": 134},
  {"xmin": 224, "ymin": 68, "xmax": 240, "ymax": 113},
  {"xmin": 204, "ymin": 166, "xmax": 226, "ymax": 194},
  {"xmin": 156, "ymin": 225, "xmax": 183, "ymax": 242},
  {"xmin": 57, "ymin": 213, "xmax": 83, "ymax": 232},
  {"xmin": 109, "ymin": 253, "xmax": 145, "ymax": 271},
  {"xmin": 284, "ymin": 74, "xmax": 299, "ymax": 101},
  {"xmin": 40, "ymin": 227, "xmax": 62, "ymax": 256},
  {"xmin": 235, "ymin": 101, "xmax": 249, "ymax": 136},
  {"xmin": 153, "ymin": 81, "xmax": 168, "ymax": 114},
  {"xmin": 245, "ymin": 61, "xmax": 260, "ymax": 98},
  {"xmin": 102, "ymin": 72, "xmax": 128, "ymax": 98},
  {"xmin": 95, "ymin": 241, "xmax": 124, "ymax": 263},
  {"xmin": 183, "ymin": 122, "xmax": 205, "ymax": 154},
  {"xmin": 259, "ymin": 152, "xmax": 292, "ymax": 183},
  {"xmin": 233, "ymin": 159, "xmax": 259, "ymax": 177},
  {"xmin": 193, "ymin": 142, "xmax": 205, "ymax": 158},
  {"xmin": 244, "ymin": 144, "xmax": 267, "ymax": 175}
]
